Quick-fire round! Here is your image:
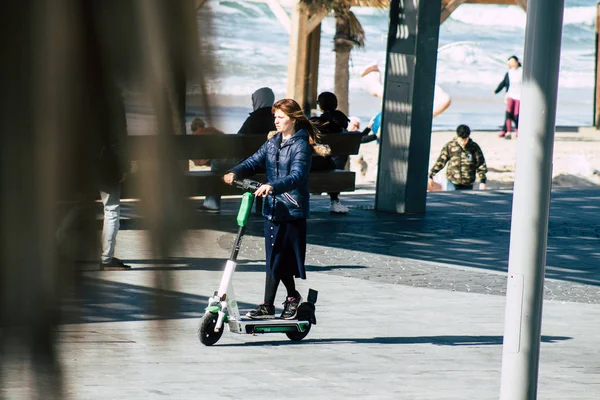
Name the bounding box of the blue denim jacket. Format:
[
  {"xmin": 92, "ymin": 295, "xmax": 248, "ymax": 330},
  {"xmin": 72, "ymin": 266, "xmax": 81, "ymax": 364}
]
[{"xmin": 230, "ymin": 129, "xmax": 312, "ymax": 221}]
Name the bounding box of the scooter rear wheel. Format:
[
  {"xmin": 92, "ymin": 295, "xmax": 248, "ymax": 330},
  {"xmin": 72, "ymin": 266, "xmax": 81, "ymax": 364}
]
[
  {"xmin": 285, "ymin": 323, "xmax": 311, "ymax": 341},
  {"xmin": 198, "ymin": 312, "xmax": 223, "ymax": 346}
]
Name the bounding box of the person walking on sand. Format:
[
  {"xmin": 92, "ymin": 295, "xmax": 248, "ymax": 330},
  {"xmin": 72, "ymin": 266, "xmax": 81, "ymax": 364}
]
[
  {"xmin": 429, "ymin": 124, "xmax": 488, "ymax": 191},
  {"xmin": 494, "ymin": 55, "xmax": 522, "ymax": 139},
  {"xmin": 223, "ymin": 99, "xmax": 330, "ymax": 319}
]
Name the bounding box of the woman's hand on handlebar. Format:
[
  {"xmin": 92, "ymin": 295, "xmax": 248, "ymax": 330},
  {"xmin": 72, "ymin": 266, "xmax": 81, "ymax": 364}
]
[
  {"xmin": 223, "ymin": 172, "xmax": 235, "ymax": 185},
  {"xmin": 254, "ymin": 184, "xmax": 273, "ymax": 197}
]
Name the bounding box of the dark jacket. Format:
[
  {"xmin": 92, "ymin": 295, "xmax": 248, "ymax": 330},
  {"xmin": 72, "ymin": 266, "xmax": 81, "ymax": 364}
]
[
  {"xmin": 310, "ymin": 110, "xmax": 349, "ymax": 134},
  {"xmin": 494, "ymin": 72, "xmax": 510, "ymax": 94},
  {"xmin": 238, "ymin": 87, "xmax": 276, "ymax": 135},
  {"xmin": 97, "ymin": 85, "xmax": 129, "ymax": 186},
  {"xmin": 230, "ymin": 129, "xmax": 313, "ymax": 221},
  {"xmin": 238, "ymin": 107, "xmax": 276, "ymax": 135}
]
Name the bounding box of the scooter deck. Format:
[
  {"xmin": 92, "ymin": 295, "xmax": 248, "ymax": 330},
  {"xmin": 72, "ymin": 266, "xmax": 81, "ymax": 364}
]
[
  {"xmin": 237, "ymin": 317, "xmax": 309, "ymax": 323},
  {"xmin": 233, "ymin": 317, "xmax": 311, "ymax": 335}
]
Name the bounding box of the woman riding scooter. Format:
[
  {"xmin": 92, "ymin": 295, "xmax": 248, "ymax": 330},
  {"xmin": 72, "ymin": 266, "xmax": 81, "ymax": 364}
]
[{"xmin": 223, "ymin": 98, "xmax": 330, "ymax": 320}]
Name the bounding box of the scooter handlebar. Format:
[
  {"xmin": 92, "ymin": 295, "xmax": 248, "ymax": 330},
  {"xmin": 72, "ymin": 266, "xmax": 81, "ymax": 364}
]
[{"xmin": 233, "ymin": 178, "xmax": 262, "ymax": 192}]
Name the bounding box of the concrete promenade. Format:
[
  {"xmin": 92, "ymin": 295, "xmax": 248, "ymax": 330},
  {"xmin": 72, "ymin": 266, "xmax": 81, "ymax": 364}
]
[{"xmin": 4, "ymin": 188, "xmax": 600, "ymax": 399}]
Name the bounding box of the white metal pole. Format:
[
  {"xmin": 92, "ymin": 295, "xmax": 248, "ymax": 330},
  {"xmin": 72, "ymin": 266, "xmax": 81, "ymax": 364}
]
[{"xmin": 499, "ymin": 0, "xmax": 565, "ymax": 399}]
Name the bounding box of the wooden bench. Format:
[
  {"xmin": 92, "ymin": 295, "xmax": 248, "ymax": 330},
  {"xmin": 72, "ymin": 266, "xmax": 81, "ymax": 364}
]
[{"xmin": 123, "ymin": 132, "xmax": 363, "ymax": 198}]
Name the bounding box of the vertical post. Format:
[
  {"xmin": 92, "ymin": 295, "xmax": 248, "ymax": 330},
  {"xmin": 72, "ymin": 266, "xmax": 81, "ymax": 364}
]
[
  {"xmin": 499, "ymin": 0, "xmax": 564, "ymax": 399},
  {"xmin": 287, "ymin": 1, "xmax": 309, "ymax": 107},
  {"xmin": 375, "ymin": 0, "xmax": 441, "ymax": 214},
  {"xmin": 595, "ymin": 3, "xmax": 600, "ymax": 129}
]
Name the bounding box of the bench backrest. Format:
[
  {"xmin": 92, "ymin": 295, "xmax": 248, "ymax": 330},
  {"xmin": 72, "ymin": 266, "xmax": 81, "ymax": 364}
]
[{"xmin": 127, "ymin": 132, "xmax": 363, "ymax": 160}]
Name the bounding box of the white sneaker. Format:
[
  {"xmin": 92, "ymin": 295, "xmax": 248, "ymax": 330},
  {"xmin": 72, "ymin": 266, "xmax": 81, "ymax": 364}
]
[{"xmin": 329, "ymin": 200, "xmax": 349, "ymax": 214}]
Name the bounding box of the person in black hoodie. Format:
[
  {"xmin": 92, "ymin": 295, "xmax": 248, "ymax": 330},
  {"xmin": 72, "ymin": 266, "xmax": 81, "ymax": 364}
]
[
  {"xmin": 310, "ymin": 91, "xmax": 350, "ymax": 214},
  {"xmin": 238, "ymin": 87, "xmax": 276, "ymax": 135},
  {"xmin": 199, "ymin": 88, "xmax": 276, "ymax": 213}
]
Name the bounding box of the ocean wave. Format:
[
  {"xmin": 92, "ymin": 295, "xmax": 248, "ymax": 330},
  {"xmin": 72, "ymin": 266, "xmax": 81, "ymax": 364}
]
[
  {"xmin": 204, "ymin": 0, "xmax": 272, "ymax": 20},
  {"xmin": 450, "ymin": 5, "xmax": 594, "ymax": 28},
  {"xmin": 435, "ymin": 41, "xmax": 590, "ymax": 89},
  {"xmin": 197, "ymin": 2, "xmax": 594, "ymax": 94},
  {"xmin": 434, "ymin": 68, "xmax": 592, "ymax": 90},
  {"xmin": 564, "ymin": 6, "xmax": 596, "ymax": 26}
]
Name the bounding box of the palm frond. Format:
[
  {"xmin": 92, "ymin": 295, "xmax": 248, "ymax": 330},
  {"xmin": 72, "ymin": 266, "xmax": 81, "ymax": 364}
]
[
  {"xmin": 351, "ymin": 0, "xmax": 389, "ymax": 8},
  {"xmin": 301, "ymin": 0, "xmax": 389, "ymax": 14},
  {"xmin": 347, "ymin": 11, "xmax": 365, "ymax": 47}
]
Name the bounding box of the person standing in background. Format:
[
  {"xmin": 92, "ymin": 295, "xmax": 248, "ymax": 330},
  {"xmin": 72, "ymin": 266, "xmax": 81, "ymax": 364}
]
[
  {"xmin": 98, "ymin": 85, "xmax": 131, "ymax": 270},
  {"xmin": 494, "ymin": 55, "xmax": 522, "ymax": 139}
]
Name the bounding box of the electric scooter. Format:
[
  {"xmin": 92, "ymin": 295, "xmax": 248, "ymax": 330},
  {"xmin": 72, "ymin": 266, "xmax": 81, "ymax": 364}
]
[{"xmin": 198, "ymin": 178, "xmax": 317, "ymax": 346}]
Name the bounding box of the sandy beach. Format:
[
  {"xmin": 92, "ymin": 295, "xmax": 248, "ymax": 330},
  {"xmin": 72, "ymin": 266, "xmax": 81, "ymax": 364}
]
[{"xmin": 349, "ymin": 126, "xmax": 600, "ymax": 191}]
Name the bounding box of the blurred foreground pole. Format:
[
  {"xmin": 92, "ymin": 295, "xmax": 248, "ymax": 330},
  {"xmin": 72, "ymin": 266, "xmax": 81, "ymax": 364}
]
[
  {"xmin": 1, "ymin": 0, "xmax": 210, "ymax": 396},
  {"xmin": 499, "ymin": 0, "xmax": 564, "ymax": 399}
]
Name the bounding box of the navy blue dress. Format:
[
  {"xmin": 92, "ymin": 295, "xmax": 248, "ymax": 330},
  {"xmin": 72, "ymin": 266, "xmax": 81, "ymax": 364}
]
[{"xmin": 264, "ymin": 218, "xmax": 307, "ymax": 279}]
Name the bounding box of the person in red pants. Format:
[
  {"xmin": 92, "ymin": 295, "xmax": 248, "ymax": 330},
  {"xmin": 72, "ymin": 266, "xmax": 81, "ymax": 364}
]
[{"xmin": 494, "ymin": 55, "xmax": 522, "ymax": 139}]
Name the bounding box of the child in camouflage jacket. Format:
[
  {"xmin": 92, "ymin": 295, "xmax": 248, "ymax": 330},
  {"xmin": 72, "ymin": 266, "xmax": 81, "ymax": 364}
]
[{"xmin": 429, "ymin": 125, "xmax": 488, "ymax": 191}]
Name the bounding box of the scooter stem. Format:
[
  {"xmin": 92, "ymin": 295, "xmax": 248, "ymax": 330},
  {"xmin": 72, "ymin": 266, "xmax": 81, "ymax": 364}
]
[{"xmin": 230, "ymin": 192, "xmax": 254, "ymax": 261}]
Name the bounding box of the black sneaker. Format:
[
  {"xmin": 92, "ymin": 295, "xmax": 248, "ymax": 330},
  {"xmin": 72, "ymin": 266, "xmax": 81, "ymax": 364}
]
[
  {"xmin": 281, "ymin": 294, "xmax": 302, "ymax": 320},
  {"xmin": 99, "ymin": 257, "xmax": 132, "ymax": 271},
  {"xmin": 246, "ymin": 304, "xmax": 275, "ymax": 319}
]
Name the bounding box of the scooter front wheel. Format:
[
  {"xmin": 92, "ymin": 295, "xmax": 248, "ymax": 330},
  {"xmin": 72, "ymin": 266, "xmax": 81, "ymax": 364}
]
[{"xmin": 198, "ymin": 312, "xmax": 224, "ymax": 346}]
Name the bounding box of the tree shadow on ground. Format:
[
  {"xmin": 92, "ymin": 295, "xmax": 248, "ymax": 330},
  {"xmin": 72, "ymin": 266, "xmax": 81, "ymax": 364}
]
[
  {"xmin": 216, "ymin": 334, "xmax": 572, "ymax": 347},
  {"xmin": 61, "ymin": 276, "xmax": 241, "ymax": 325},
  {"xmin": 305, "ymin": 189, "xmax": 600, "ymax": 287},
  {"xmin": 118, "ymin": 188, "xmax": 600, "ymax": 289},
  {"xmin": 61, "ymin": 265, "xmax": 365, "ymax": 324},
  {"xmin": 98, "ymin": 257, "xmax": 367, "ymax": 273}
]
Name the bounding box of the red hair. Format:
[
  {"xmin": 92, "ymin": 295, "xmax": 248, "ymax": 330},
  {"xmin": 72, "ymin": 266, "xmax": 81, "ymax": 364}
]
[{"xmin": 272, "ymin": 99, "xmax": 320, "ymax": 145}]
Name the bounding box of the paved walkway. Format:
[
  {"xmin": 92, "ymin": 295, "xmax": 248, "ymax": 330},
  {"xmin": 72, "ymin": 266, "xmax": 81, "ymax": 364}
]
[{"xmin": 4, "ymin": 188, "xmax": 600, "ymax": 399}]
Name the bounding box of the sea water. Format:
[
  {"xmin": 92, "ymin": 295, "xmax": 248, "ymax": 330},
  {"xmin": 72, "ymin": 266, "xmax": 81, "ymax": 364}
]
[{"xmin": 190, "ymin": 0, "xmax": 595, "ymax": 133}]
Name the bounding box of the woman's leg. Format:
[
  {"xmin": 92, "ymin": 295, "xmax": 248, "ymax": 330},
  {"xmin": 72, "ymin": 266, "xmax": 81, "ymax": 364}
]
[
  {"xmin": 263, "ymin": 273, "xmax": 280, "ymax": 306},
  {"xmin": 245, "ymin": 220, "xmax": 279, "ymax": 319},
  {"xmin": 499, "ymin": 119, "xmax": 508, "ymax": 137},
  {"xmin": 280, "ymin": 272, "xmax": 301, "ymax": 319},
  {"xmin": 505, "ymin": 98, "xmax": 515, "ymax": 134},
  {"xmin": 514, "ymin": 100, "xmax": 520, "ymax": 134},
  {"xmin": 280, "ymin": 273, "xmax": 297, "ymax": 298},
  {"xmin": 246, "ymin": 272, "xmax": 277, "ymax": 319}
]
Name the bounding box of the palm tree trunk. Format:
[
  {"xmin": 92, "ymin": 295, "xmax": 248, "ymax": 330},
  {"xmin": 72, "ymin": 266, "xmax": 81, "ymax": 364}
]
[
  {"xmin": 334, "ymin": 7, "xmax": 353, "ymax": 116},
  {"xmin": 334, "ymin": 44, "xmax": 351, "ymax": 116}
]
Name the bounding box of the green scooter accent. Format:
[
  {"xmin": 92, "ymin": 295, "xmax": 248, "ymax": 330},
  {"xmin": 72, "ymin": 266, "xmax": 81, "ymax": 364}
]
[{"xmin": 236, "ymin": 192, "xmax": 254, "ymax": 227}]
